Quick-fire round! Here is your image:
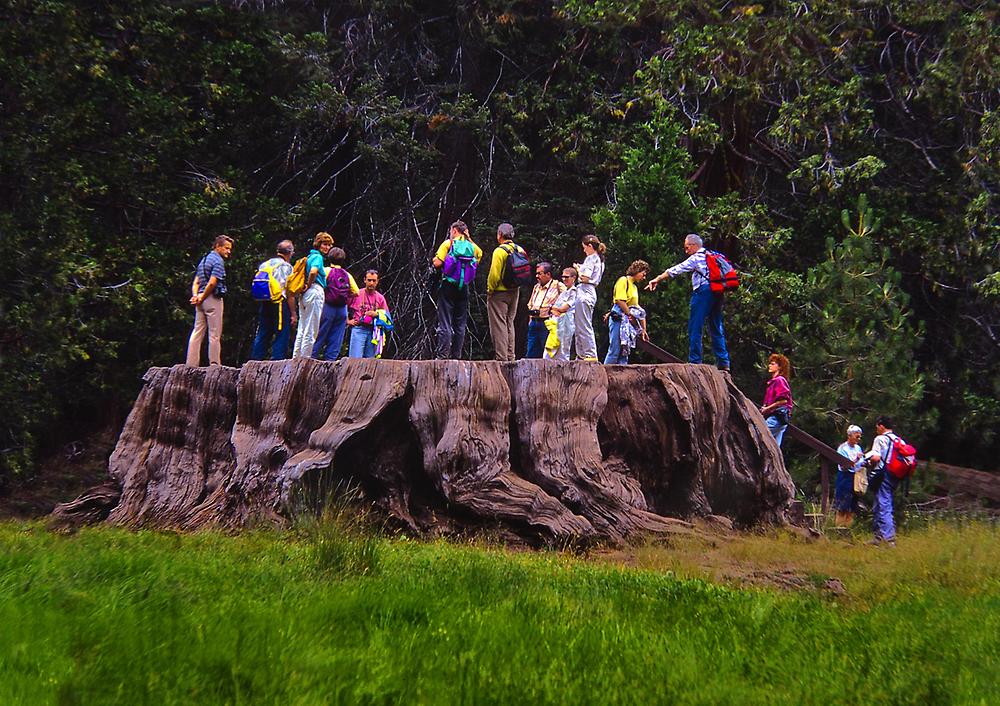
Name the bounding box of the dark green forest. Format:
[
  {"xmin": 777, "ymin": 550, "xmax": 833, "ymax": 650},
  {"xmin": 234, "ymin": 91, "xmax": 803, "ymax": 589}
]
[{"xmin": 1, "ymin": 0, "xmax": 997, "ymax": 488}]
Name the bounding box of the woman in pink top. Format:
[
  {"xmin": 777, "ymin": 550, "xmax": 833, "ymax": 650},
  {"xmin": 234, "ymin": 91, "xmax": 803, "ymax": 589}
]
[{"xmin": 759, "ymin": 353, "xmax": 793, "ymax": 447}]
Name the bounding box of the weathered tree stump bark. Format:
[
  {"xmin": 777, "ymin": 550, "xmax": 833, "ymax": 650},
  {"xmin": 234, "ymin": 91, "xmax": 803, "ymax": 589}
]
[{"xmin": 53, "ymin": 360, "xmax": 795, "ymax": 544}]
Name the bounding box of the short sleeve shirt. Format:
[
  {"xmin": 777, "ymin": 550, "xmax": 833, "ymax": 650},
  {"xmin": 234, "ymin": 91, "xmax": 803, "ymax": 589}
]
[
  {"xmin": 527, "ymin": 280, "xmax": 565, "ymax": 312},
  {"xmin": 578, "ymin": 253, "xmax": 604, "ymax": 287},
  {"xmin": 612, "ymin": 276, "xmax": 639, "ymax": 307},
  {"xmin": 553, "ymin": 286, "xmax": 577, "ymax": 314},
  {"xmin": 867, "ymin": 434, "xmax": 893, "ymax": 470},
  {"xmin": 837, "ymin": 442, "xmax": 865, "ymax": 471},
  {"xmin": 306, "ymin": 250, "xmax": 327, "ymax": 288},
  {"xmin": 260, "ymin": 257, "xmax": 293, "ymax": 295},
  {"xmin": 197, "ymin": 251, "xmax": 227, "ymax": 296},
  {"xmin": 435, "ymin": 236, "xmax": 484, "ymax": 263}
]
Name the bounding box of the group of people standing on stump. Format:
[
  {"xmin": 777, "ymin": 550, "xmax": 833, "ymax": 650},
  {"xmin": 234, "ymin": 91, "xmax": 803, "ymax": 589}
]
[
  {"xmin": 186, "ymin": 224, "xmax": 736, "ymax": 368},
  {"xmin": 185, "ymin": 232, "xmax": 391, "ymax": 366},
  {"xmin": 437, "ymin": 221, "xmax": 715, "ymax": 365},
  {"xmin": 434, "ymin": 221, "xmax": 622, "ymax": 362}
]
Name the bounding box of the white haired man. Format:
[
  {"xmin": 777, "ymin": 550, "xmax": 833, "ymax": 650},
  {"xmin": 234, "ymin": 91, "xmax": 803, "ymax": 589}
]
[{"xmin": 645, "ymin": 233, "xmax": 730, "ymax": 371}]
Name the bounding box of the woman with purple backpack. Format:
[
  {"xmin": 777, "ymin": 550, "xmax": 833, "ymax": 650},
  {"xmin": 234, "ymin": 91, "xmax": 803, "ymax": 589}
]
[
  {"xmin": 311, "ymin": 247, "xmax": 359, "ymax": 360},
  {"xmin": 431, "ymin": 220, "xmax": 483, "ymax": 359}
]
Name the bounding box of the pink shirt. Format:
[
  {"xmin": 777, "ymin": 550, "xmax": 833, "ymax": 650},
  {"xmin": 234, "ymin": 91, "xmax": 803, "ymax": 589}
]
[
  {"xmin": 350, "ymin": 289, "xmax": 389, "ymax": 327},
  {"xmin": 763, "ymin": 375, "xmax": 793, "ymax": 410}
]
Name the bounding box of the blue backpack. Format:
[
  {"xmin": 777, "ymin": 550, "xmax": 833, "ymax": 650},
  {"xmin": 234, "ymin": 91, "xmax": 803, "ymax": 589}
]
[
  {"xmin": 251, "ymin": 260, "xmax": 284, "ymax": 303},
  {"xmin": 441, "ymin": 238, "xmax": 478, "ymax": 288}
]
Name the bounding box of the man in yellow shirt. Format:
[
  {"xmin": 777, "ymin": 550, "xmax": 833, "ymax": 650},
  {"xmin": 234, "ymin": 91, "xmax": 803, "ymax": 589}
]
[
  {"xmin": 486, "ymin": 223, "xmax": 527, "ymax": 361},
  {"xmin": 431, "ymin": 220, "xmax": 483, "ymax": 359}
]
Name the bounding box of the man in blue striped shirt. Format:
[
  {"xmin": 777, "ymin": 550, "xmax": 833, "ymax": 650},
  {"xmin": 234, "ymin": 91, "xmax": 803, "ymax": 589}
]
[{"xmin": 645, "ymin": 233, "xmax": 731, "ymax": 371}]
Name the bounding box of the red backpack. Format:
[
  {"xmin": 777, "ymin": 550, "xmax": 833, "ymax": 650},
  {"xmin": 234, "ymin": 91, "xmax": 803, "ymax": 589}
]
[
  {"xmin": 705, "ymin": 250, "xmax": 740, "ymax": 294},
  {"xmin": 885, "ymin": 434, "xmax": 918, "ymax": 479}
]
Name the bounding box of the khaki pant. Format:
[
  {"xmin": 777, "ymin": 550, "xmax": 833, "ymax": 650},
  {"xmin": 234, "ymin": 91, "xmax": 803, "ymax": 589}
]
[
  {"xmin": 186, "ymin": 296, "xmax": 224, "ymax": 366},
  {"xmin": 487, "ymin": 288, "xmax": 519, "ymax": 361}
]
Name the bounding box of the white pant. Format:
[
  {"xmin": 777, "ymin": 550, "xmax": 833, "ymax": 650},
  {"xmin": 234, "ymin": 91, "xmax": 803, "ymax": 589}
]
[
  {"xmin": 573, "ymin": 285, "xmax": 598, "ymax": 360},
  {"xmin": 292, "ymin": 284, "xmax": 325, "ymax": 358},
  {"xmin": 547, "ymin": 313, "xmax": 576, "ymax": 361}
]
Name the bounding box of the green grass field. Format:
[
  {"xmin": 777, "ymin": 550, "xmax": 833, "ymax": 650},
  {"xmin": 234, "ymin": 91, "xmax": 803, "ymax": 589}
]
[{"xmin": 1, "ymin": 519, "xmax": 998, "ymax": 705}]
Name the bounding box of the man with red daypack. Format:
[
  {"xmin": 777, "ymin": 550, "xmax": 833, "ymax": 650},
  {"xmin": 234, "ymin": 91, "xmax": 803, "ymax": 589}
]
[
  {"xmin": 645, "ymin": 233, "xmax": 731, "ymax": 371},
  {"xmin": 486, "ymin": 223, "xmax": 528, "ymax": 361},
  {"xmin": 864, "ymin": 415, "xmax": 904, "ymax": 546}
]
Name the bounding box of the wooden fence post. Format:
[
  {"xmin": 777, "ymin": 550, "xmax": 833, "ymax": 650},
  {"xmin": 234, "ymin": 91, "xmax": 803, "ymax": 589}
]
[{"xmin": 820, "ymin": 459, "xmax": 831, "ymax": 515}]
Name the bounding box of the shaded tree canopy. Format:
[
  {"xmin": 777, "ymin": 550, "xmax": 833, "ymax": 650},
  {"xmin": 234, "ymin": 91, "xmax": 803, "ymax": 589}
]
[{"xmin": 1, "ymin": 0, "xmax": 997, "ymax": 485}]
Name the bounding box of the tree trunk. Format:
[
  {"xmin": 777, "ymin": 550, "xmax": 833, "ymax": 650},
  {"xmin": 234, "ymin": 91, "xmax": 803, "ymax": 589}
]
[{"xmin": 53, "ymin": 359, "xmax": 795, "ymax": 543}]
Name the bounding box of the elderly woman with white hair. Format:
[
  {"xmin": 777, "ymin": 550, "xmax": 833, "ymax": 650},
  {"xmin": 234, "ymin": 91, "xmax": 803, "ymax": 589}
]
[{"xmin": 835, "ymin": 424, "xmax": 866, "ymax": 527}]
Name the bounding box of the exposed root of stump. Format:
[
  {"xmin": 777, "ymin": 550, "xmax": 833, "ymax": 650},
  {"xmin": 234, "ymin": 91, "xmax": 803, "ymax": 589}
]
[{"xmin": 54, "ymin": 360, "xmax": 795, "ymax": 545}]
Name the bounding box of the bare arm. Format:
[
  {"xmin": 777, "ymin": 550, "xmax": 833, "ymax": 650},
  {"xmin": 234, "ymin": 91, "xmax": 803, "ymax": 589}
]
[{"xmin": 191, "ymin": 276, "xmax": 218, "ymax": 305}]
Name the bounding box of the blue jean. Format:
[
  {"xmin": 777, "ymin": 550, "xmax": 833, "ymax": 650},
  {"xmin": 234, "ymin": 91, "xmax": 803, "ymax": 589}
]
[
  {"xmin": 312, "ymin": 302, "xmax": 348, "ymax": 360},
  {"xmin": 348, "ymin": 325, "xmax": 376, "ymax": 358},
  {"xmin": 250, "ymin": 300, "xmax": 292, "ymax": 360},
  {"xmin": 688, "ymin": 285, "xmax": 729, "ymax": 367},
  {"xmin": 525, "ymin": 318, "xmax": 547, "ymax": 359},
  {"xmin": 871, "ymin": 471, "xmax": 897, "ymax": 541},
  {"xmin": 765, "ymin": 414, "xmax": 787, "ymax": 447},
  {"xmin": 604, "ymin": 305, "xmax": 628, "ymax": 364}
]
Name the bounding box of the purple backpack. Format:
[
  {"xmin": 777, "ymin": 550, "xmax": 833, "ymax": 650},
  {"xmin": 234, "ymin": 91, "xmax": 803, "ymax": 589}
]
[
  {"xmin": 325, "ymin": 267, "xmax": 352, "ymax": 306},
  {"xmin": 441, "ymin": 238, "xmax": 478, "ymax": 289}
]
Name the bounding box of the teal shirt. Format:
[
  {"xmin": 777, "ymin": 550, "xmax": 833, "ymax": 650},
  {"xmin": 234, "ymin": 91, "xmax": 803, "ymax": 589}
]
[{"xmin": 307, "ymin": 250, "xmax": 327, "ymax": 288}]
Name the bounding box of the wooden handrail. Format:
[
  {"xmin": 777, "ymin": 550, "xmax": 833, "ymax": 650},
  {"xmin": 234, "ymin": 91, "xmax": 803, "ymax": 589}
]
[{"xmin": 635, "ymin": 339, "xmax": 684, "ymax": 364}]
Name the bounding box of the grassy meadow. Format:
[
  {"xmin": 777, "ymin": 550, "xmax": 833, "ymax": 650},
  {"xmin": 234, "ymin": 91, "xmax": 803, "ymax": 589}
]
[{"xmin": 1, "ymin": 519, "xmax": 998, "ymax": 705}]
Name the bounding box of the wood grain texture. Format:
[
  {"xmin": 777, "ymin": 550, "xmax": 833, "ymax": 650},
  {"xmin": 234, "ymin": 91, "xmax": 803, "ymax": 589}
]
[{"xmin": 55, "ymin": 360, "xmax": 797, "ymax": 543}]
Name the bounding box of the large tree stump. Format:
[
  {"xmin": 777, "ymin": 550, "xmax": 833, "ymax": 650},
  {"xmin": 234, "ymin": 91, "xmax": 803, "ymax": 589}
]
[{"xmin": 54, "ymin": 360, "xmax": 795, "ymax": 544}]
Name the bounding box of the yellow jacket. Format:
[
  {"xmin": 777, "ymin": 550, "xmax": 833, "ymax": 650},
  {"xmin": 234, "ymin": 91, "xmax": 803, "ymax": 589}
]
[{"xmin": 487, "ymin": 242, "xmax": 525, "ymax": 293}]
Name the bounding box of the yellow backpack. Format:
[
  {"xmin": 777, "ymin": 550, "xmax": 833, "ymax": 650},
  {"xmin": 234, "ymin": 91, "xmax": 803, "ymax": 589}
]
[{"xmin": 286, "ymin": 257, "xmax": 308, "ymax": 297}]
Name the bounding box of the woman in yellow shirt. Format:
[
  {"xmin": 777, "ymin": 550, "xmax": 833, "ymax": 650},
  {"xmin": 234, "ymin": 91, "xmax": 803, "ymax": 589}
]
[{"xmin": 604, "ymin": 260, "xmax": 650, "ymax": 364}]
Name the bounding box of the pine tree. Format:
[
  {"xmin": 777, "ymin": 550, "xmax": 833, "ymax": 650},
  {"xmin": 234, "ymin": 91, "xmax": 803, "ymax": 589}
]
[{"xmin": 786, "ymin": 211, "xmax": 933, "ymax": 440}]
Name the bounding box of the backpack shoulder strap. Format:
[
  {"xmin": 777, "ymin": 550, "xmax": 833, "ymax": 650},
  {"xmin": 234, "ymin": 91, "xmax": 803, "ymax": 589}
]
[
  {"xmin": 199, "ymin": 254, "xmax": 213, "ymax": 283},
  {"xmin": 883, "ymin": 433, "xmax": 897, "ymax": 465}
]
